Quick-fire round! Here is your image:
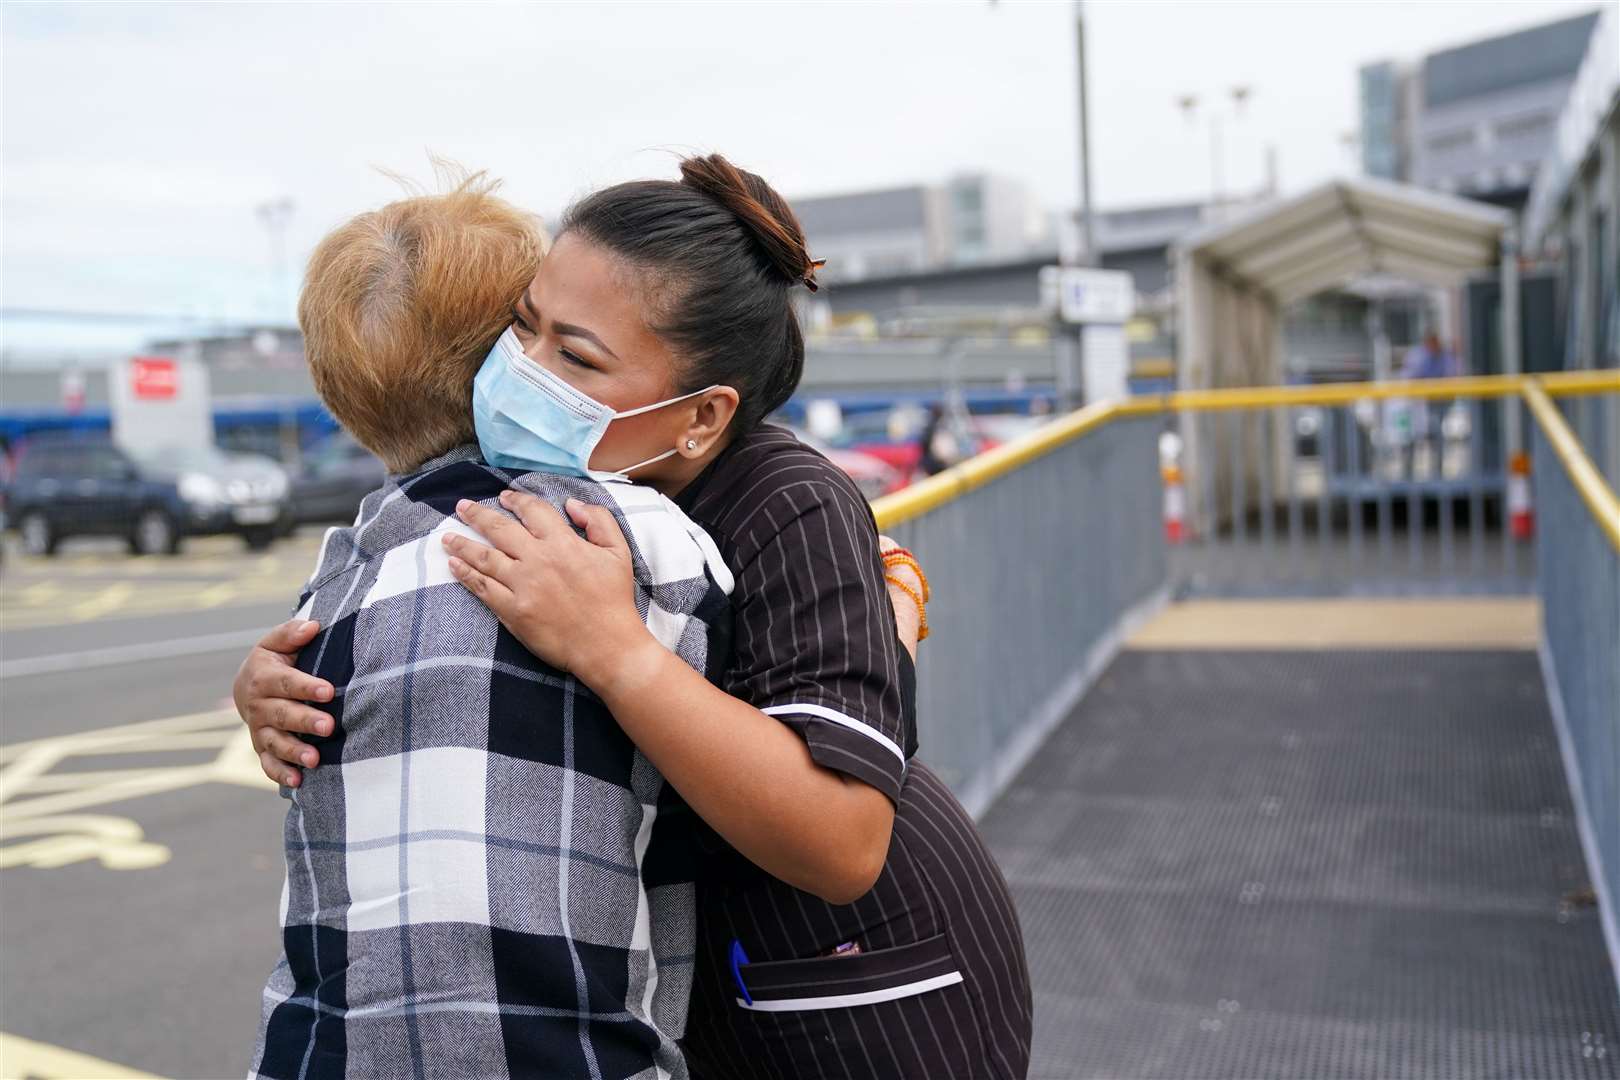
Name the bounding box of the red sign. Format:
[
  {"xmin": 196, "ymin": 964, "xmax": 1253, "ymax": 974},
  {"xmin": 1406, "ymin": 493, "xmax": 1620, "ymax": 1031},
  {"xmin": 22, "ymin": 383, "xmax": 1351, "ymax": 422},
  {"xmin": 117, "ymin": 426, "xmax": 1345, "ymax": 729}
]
[{"xmin": 131, "ymin": 357, "xmax": 178, "ymax": 400}]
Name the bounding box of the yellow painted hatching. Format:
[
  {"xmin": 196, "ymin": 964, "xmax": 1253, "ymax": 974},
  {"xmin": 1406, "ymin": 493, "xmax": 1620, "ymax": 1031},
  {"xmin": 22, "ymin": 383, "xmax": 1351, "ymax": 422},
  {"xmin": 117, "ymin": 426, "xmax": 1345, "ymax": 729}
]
[
  {"xmin": 0, "ymin": 1031, "xmax": 163, "ymax": 1079},
  {"xmin": 0, "ymin": 710, "xmax": 274, "ymax": 872},
  {"xmin": 1126, "ymin": 598, "xmax": 1541, "ymax": 651}
]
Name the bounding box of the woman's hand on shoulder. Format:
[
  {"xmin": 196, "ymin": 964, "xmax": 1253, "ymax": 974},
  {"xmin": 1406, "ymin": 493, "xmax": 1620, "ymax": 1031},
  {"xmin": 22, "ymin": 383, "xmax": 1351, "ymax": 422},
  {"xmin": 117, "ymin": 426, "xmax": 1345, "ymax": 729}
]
[
  {"xmin": 444, "ymin": 491, "xmax": 654, "ymax": 687},
  {"xmin": 233, "ymin": 618, "xmax": 336, "ymax": 787},
  {"xmin": 879, "ymin": 534, "xmax": 925, "ymax": 660}
]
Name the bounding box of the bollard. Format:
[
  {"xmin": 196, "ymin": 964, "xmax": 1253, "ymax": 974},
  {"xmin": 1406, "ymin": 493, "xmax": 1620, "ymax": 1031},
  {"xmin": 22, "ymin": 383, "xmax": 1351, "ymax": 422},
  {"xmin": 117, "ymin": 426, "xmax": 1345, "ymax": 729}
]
[
  {"xmin": 1163, "ymin": 464, "xmax": 1186, "ymax": 544},
  {"xmin": 1508, "ymin": 451, "xmax": 1534, "ymax": 541}
]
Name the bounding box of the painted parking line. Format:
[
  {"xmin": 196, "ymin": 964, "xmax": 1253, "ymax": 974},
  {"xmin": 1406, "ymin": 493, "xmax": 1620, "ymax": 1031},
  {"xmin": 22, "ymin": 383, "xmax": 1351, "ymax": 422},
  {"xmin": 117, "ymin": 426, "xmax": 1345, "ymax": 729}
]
[
  {"xmin": 0, "ymin": 709, "xmax": 275, "ymax": 872},
  {"xmin": 0, "ymin": 1032, "xmax": 163, "ymax": 1079},
  {"xmin": 0, "ymin": 628, "xmax": 267, "ymax": 679},
  {"xmin": 0, "ymin": 579, "xmax": 298, "ymax": 630}
]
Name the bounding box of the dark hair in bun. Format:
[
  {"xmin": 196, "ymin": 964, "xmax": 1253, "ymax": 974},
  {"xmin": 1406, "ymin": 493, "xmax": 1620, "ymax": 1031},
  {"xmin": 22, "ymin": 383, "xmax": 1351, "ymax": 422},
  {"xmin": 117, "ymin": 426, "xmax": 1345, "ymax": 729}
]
[{"xmin": 559, "ymin": 153, "xmax": 819, "ymax": 433}]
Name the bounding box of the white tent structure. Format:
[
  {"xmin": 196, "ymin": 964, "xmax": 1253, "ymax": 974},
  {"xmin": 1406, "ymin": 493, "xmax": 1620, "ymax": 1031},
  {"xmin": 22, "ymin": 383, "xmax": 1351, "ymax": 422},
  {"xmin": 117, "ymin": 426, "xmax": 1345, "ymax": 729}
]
[
  {"xmin": 1172, "ymin": 177, "xmax": 1517, "ymax": 530},
  {"xmin": 1174, "ymin": 176, "xmax": 1514, "ymax": 391}
]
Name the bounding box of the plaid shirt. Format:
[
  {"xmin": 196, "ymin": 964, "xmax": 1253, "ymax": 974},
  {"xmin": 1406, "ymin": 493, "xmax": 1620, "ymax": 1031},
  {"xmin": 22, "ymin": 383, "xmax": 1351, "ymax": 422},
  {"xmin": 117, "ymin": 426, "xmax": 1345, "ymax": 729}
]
[{"xmin": 248, "ymin": 445, "xmax": 733, "ymax": 1080}]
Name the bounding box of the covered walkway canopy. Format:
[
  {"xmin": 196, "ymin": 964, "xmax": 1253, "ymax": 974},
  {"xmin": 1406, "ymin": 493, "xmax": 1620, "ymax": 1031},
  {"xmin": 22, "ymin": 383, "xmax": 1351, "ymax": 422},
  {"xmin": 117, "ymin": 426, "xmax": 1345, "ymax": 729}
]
[{"xmin": 1174, "ymin": 176, "xmax": 1513, "ymax": 391}]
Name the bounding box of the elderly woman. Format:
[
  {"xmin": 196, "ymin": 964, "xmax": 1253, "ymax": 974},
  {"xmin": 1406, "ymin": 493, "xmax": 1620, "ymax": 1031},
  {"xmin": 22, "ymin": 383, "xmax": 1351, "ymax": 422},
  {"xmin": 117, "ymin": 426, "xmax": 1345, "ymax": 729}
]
[{"xmin": 238, "ymin": 154, "xmax": 1032, "ymax": 1079}]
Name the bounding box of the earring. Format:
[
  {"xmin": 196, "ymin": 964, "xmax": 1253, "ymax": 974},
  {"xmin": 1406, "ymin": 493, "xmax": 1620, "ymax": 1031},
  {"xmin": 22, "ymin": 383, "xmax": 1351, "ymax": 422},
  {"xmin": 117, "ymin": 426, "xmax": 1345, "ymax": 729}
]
[{"xmin": 686, "ymin": 439, "xmax": 698, "ymax": 451}]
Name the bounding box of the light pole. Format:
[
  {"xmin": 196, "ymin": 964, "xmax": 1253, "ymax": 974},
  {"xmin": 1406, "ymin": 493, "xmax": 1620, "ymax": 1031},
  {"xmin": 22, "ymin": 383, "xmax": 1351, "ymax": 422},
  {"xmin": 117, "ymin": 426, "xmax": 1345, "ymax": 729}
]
[
  {"xmin": 256, "ymin": 197, "xmax": 296, "ymax": 324},
  {"xmin": 1176, "ymin": 85, "xmax": 1252, "ymax": 215},
  {"xmin": 1074, "ymin": 0, "xmax": 1096, "ymax": 267}
]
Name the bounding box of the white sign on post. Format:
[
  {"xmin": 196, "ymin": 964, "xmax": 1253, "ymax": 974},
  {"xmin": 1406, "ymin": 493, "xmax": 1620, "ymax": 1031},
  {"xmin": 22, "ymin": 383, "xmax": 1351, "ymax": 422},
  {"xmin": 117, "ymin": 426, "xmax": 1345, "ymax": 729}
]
[
  {"xmin": 1043, "ymin": 267, "xmax": 1137, "ymax": 405},
  {"xmin": 1054, "ymin": 267, "xmax": 1135, "ymax": 325}
]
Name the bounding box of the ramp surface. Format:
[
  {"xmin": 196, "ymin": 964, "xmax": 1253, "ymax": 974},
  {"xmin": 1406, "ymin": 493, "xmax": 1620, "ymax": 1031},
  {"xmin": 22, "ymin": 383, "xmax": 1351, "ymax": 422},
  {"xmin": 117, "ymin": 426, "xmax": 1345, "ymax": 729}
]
[{"xmin": 980, "ymin": 647, "xmax": 1619, "ymax": 1079}]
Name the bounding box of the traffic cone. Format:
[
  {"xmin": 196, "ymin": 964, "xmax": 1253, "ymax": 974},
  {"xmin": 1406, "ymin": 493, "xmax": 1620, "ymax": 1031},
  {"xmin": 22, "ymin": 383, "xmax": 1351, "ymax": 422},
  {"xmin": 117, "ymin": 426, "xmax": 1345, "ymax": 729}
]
[
  {"xmin": 1163, "ymin": 464, "xmax": 1186, "ymax": 544},
  {"xmin": 1508, "ymin": 451, "xmax": 1533, "ymax": 541}
]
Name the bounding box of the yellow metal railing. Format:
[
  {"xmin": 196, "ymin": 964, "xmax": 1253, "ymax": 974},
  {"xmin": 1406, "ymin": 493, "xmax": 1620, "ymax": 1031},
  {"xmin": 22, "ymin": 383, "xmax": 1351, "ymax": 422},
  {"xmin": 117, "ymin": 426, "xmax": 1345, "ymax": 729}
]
[
  {"xmin": 872, "ymin": 371, "xmax": 1620, "ymax": 542},
  {"xmin": 1522, "ymin": 382, "xmax": 1620, "ymax": 551}
]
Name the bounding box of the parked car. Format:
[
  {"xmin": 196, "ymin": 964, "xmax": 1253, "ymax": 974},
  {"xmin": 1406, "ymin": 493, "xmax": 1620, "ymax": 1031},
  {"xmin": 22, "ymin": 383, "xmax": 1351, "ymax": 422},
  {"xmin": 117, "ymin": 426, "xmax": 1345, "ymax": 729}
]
[
  {"xmin": 6, "ymin": 435, "xmax": 290, "ymax": 556},
  {"xmin": 288, "ymin": 432, "xmax": 387, "ymax": 526},
  {"xmin": 825, "ymin": 406, "xmax": 998, "ymax": 483}
]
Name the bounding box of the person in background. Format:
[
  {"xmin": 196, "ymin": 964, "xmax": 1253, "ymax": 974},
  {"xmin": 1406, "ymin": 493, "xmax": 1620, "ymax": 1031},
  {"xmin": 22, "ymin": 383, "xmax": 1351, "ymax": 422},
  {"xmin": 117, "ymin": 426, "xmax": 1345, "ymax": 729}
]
[
  {"xmin": 1399, "ymin": 331, "xmax": 1458, "ymax": 479},
  {"xmin": 916, "ymin": 403, "xmax": 963, "ymax": 477}
]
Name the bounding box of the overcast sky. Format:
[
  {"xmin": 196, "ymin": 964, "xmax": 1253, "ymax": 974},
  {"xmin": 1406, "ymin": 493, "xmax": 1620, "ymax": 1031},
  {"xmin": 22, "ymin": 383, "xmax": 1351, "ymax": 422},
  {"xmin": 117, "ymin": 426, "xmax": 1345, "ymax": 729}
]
[{"xmin": 1, "ymin": 0, "xmax": 1602, "ymax": 332}]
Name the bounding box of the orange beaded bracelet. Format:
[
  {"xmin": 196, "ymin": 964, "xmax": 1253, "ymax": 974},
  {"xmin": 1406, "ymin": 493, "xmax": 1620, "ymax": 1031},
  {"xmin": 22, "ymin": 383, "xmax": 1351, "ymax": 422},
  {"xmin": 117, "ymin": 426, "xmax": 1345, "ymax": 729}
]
[
  {"xmin": 885, "ymin": 573, "xmax": 930, "ymax": 641},
  {"xmin": 881, "ymin": 550, "xmax": 931, "ymax": 601}
]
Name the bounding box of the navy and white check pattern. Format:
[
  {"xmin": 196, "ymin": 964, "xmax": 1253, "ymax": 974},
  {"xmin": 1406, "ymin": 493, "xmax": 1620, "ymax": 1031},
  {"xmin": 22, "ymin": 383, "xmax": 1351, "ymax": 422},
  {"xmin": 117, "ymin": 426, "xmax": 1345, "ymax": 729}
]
[{"xmin": 248, "ymin": 445, "xmax": 733, "ymax": 1080}]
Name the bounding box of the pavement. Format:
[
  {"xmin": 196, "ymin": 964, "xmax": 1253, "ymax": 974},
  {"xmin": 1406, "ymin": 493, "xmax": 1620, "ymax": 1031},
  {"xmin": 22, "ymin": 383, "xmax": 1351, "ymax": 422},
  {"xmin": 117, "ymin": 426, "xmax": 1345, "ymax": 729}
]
[{"xmin": 1, "ymin": 533, "xmax": 322, "ymax": 1079}]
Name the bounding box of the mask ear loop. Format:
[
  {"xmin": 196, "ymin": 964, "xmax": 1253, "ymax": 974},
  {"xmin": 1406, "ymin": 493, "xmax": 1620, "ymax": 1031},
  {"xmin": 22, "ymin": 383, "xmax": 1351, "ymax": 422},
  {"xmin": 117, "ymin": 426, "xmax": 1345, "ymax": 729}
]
[
  {"xmin": 611, "ymin": 384, "xmax": 719, "ymax": 419},
  {"xmin": 592, "ymin": 385, "xmax": 723, "ymax": 479}
]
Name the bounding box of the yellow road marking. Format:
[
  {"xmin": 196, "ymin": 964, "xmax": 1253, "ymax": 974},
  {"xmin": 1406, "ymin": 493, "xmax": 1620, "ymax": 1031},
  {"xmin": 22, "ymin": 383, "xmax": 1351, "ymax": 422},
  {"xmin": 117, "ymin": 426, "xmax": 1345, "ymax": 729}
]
[
  {"xmin": 0, "ymin": 709, "xmax": 277, "ymax": 871},
  {"xmin": 0, "ymin": 1031, "xmax": 164, "ymax": 1079},
  {"xmin": 194, "ymin": 581, "xmax": 240, "ymax": 608},
  {"xmin": 19, "ymin": 581, "xmax": 60, "ymax": 606},
  {"xmin": 0, "ymin": 578, "xmax": 296, "ymax": 630},
  {"xmin": 0, "ymin": 535, "xmax": 323, "ymax": 628},
  {"xmin": 66, "ymin": 582, "xmax": 135, "ymax": 622}
]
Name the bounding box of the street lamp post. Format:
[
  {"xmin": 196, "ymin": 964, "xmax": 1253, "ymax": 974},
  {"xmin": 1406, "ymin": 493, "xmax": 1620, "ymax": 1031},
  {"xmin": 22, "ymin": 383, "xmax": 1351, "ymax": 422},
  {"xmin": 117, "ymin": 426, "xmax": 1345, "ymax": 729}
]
[
  {"xmin": 1177, "ymin": 85, "xmax": 1252, "ymax": 216},
  {"xmin": 1074, "ymin": 0, "xmax": 1096, "ymax": 268}
]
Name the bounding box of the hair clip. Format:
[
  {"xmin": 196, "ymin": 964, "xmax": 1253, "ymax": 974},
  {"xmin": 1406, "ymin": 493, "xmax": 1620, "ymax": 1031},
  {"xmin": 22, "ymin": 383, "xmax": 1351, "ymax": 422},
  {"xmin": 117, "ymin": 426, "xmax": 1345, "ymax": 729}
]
[{"xmin": 803, "ymin": 258, "xmax": 826, "ymax": 292}]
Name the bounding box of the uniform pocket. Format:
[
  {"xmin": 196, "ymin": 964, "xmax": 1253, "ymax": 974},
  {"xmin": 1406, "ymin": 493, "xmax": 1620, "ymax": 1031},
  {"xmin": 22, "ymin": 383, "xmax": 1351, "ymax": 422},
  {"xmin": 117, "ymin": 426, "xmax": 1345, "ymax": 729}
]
[{"xmin": 733, "ymin": 932, "xmax": 963, "ymax": 1012}]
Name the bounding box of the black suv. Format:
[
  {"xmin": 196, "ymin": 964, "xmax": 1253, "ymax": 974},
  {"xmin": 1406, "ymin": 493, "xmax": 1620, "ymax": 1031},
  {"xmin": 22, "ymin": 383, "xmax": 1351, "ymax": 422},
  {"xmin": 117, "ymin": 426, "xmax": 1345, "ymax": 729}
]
[{"xmin": 5, "ymin": 435, "xmax": 290, "ymax": 556}]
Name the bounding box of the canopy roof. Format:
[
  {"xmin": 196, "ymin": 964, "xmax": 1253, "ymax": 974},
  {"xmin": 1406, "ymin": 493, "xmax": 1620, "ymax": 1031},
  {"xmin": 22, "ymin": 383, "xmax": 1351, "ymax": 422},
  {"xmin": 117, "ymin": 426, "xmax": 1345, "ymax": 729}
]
[{"xmin": 1176, "ymin": 176, "xmax": 1511, "ymax": 306}]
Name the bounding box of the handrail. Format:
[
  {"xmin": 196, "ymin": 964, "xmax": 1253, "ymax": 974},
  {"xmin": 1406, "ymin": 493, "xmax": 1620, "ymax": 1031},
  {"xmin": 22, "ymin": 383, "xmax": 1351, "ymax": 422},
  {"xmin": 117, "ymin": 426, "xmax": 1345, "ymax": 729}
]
[
  {"xmin": 870, "ymin": 370, "xmax": 1620, "ymax": 530},
  {"xmin": 1522, "ymin": 381, "xmax": 1620, "ymax": 553},
  {"xmin": 1119, "ymin": 369, "xmax": 1620, "ymax": 414},
  {"xmin": 873, "ymin": 399, "xmax": 1125, "ymax": 528}
]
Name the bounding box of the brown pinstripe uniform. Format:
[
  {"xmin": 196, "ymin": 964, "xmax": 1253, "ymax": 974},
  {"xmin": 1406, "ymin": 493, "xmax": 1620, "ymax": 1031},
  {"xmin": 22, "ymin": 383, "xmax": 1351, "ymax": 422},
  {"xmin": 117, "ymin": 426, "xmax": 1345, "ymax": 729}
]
[{"xmin": 675, "ymin": 426, "xmax": 1033, "ymax": 1080}]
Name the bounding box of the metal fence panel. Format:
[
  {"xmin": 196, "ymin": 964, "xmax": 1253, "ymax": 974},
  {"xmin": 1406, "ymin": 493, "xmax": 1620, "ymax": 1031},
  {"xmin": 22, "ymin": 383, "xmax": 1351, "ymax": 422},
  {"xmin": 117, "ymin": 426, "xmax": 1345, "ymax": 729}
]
[
  {"xmin": 1174, "ymin": 396, "xmax": 1535, "ymax": 597},
  {"xmin": 883, "ymin": 416, "xmax": 1166, "ymax": 816},
  {"xmin": 1535, "ymin": 395, "xmax": 1620, "ymax": 960}
]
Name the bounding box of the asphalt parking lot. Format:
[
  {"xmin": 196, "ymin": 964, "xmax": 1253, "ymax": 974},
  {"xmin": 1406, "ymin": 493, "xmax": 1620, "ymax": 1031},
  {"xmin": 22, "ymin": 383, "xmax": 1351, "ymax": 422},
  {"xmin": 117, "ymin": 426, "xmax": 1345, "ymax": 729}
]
[{"xmin": 1, "ymin": 532, "xmax": 325, "ymax": 1078}]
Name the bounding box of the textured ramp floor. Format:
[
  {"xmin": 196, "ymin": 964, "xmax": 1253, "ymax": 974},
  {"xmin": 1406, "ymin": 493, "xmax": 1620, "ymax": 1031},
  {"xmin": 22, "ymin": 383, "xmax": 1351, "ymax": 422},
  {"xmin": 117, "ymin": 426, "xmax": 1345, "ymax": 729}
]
[{"xmin": 979, "ymin": 649, "xmax": 1620, "ymax": 1080}]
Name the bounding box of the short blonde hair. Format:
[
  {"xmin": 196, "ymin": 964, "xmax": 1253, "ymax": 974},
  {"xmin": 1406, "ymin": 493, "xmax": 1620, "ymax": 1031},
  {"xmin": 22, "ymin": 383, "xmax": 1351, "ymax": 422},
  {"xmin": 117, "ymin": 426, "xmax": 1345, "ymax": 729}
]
[{"xmin": 298, "ymin": 171, "xmax": 546, "ymax": 473}]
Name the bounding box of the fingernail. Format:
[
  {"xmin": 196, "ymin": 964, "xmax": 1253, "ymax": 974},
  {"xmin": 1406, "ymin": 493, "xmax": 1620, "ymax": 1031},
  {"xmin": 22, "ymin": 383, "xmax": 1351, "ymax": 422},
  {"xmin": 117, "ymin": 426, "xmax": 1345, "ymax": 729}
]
[
  {"xmin": 448, "ymin": 556, "xmax": 465, "ymax": 573},
  {"xmin": 441, "ymin": 534, "xmax": 459, "ymax": 549},
  {"xmin": 299, "ymin": 620, "xmax": 318, "ymax": 634},
  {"xmin": 456, "ymin": 499, "xmax": 473, "ymax": 513},
  {"xmin": 316, "ymin": 719, "xmax": 333, "ymax": 735},
  {"xmin": 303, "ymin": 750, "xmax": 318, "ymax": 767},
  {"xmin": 285, "ymin": 773, "xmax": 300, "ymax": 787},
  {"xmin": 498, "ymin": 490, "xmax": 513, "ymax": 504},
  {"xmin": 315, "ymin": 685, "xmax": 333, "ymax": 702}
]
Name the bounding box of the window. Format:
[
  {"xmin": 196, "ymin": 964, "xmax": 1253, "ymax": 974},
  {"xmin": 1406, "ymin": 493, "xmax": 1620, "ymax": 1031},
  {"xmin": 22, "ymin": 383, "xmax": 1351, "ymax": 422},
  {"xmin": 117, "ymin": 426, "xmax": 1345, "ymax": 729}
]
[
  {"xmin": 1427, "ymin": 127, "xmax": 1475, "ymax": 154},
  {"xmin": 1494, "ymin": 113, "xmax": 1550, "ymax": 143},
  {"xmin": 86, "ymin": 448, "xmax": 133, "ymax": 480}
]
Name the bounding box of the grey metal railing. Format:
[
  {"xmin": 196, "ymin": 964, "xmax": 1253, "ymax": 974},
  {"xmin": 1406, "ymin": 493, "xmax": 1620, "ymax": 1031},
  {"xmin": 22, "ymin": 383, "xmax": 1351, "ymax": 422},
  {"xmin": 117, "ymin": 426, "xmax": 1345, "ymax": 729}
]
[
  {"xmin": 877, "ymin": 414, "xmax": 1166, "ymax": 817},
  {"xmin": 1532, "ymin": 389, "xmax": 1620, "ymax": 965},
  {"xmin": 1175, "ymin": 395, "xmax": 1536, "ymax": 597}
]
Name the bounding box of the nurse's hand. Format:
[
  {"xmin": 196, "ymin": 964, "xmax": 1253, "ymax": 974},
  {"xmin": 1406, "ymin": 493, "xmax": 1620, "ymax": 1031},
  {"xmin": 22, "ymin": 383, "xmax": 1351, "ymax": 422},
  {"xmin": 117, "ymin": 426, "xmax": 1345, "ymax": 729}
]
[
  {"xmin": 444, "ymin": 491, "xmax": 653, "ymax": 688},
  {"xmin": 879, "ymin": 534, "xmax": 924, "ymax": 661}
]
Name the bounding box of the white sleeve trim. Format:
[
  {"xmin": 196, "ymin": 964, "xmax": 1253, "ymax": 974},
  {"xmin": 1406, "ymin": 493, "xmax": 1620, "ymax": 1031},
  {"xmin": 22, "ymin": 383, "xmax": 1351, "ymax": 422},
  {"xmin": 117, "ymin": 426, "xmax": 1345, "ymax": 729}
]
[{"xmin": 760, "ymin": 703, "xmax": 906, "ymax": 768}]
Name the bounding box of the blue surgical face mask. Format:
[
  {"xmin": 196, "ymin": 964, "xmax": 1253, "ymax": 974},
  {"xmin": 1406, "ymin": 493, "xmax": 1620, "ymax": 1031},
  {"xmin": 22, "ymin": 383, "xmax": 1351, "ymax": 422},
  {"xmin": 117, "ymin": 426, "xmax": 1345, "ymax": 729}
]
[{"xmin": 472, "ymin": 327, "xmax": 715, "ymax": 481}]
